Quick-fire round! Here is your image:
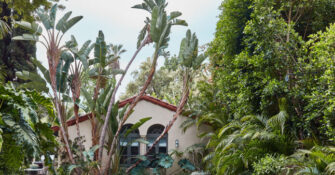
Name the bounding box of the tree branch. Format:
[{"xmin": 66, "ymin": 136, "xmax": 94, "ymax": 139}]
[{"xmin": 97, "ymin": 34, "xmax": 152, "ymax": 164}]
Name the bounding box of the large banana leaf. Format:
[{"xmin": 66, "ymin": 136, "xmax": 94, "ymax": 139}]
[
  {"xmin": 56, "ymin": 51, "xmax": 74, "ymax": 93},
  {"xmin": 14, "ymin": 4, "xmax": 83, "ymax": 43},
  {"xmin": 107, "ymin": 102, "xmax": 119, "ymax": 135},
  {"xmin": 150, "ymin": 7, "xmax": 160, "ymax": 43},
  {"xmin": 132, "ymin": 0, "xmax": 166, "ymax": 12},
  {"xmin": 31, "ymin": 58, "xmax": 51, "ymax": 84},
  {"xmin": 56, "ymin": 11, "xmax": 72, "ymax": 31},
  {"xmin": 100, "ymin": 81, "xmax": 115, "ymax": 109},
  {"xmin": 37, "ymin": 9, "xmax": 52, "ymax": 30},
  {"xmin": 16, "ymin": 71, "xmax": 49, "ymax": 92},
  {"xmin": 49, "ymin": 4, "xmax": 58, "ymax": 28},
  {"xmin": 124, "ymin": 117, "xmax": 152, "ymax": 137},
  {"xmin": 94, "ymin": 31, "xmax": 107, "ymax": 68},
  {"xmin": 5, "ymin": 115, "xmax": 39, "ymax": 155},
  {"xmin": 80, "ymin": 87, "xmax": 94, "ymax": 112},
  {"xmin": 60, "ymin": 16, "xmax": 83, "ymax": 33},
  {"xmin": 178, "ymin": 29, "xmax": 206, "ymax": 70},
  {"xmin": 169, "ymin": 11, "xmax": 182, "ymax": 20},
  {"xmin": 77, "ymin": 40, "xmax": 94, "ymax": 69},
  {"xmin": 65, "ymin": 35, "xmax": 78, "ymax": 49}
]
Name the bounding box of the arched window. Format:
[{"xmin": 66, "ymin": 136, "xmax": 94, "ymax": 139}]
[
  {"xmin": 146, "ymin": 124, "xmax": 168, "ymax": 159},
  {"xmin": 119, "ymin": 124, "xmax": 140, "ymax": 166}
]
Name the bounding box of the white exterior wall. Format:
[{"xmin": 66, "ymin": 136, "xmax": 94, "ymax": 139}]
[
  {"xmin": 66, "ymin": 99, "xmax": 208, "ymax": 174},
  {"xmin": 67, "ymin": 119, "xmax": 92, "ymax": 151}
]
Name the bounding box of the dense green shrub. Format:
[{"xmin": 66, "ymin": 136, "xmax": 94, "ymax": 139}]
[
  {"xmin": 253, "ymin": 155, "xmax": 289, "ymax": 175},
  {"xmin": 0, "ymin": 84, "xmax": 57, "ymax": 174}
]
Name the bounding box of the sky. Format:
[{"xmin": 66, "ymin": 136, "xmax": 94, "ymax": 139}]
[{"xmin": 36, "ymin": 0, "xmax": 221, "ymax": 98}]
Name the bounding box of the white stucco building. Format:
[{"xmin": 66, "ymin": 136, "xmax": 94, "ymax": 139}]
[{"xmin": 52, "ymin": 95, "xmax": 208, "ymax": 174}]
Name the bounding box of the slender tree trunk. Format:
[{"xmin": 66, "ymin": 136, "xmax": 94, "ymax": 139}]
[
  {"xmin": 91, "ymin": 75, "xmax": 101, "ymax": 160},
  {"xmin": 53, "ymin": 92, "xmax": 76, "ymax": 164},
  {"xmin": 97, "ymin": 35, "xmax": 152, "ymax": 164},
  {"xmin": 48, "ymin": 46, "xmax": 76, "ymax": 164}
]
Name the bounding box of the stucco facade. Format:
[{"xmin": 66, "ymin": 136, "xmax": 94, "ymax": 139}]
[{"xmin": 56, "ymin": 96, "xmax": 208, "ymax": 174}]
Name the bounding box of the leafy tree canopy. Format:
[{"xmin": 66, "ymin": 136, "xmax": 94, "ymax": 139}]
[{"xmin": 197, "ymin": 0, "xmax": 335, "ymax": 174}]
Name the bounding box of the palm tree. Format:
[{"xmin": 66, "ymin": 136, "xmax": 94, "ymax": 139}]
[
  {"xmin": 66, "ymin": 37, "xmax": 94, "ymax": 142},
  {"xmin": 107, "ymin": 44, "xmax": 126, "ymax": 71}
]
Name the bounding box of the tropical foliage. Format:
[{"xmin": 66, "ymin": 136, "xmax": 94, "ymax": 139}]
[
  {"xmin": 4, "ymin": 0, "xmax": 205, "ymax": 174},
  {"xmin": 194, "ymin": 0, "xmax": 335, "ymax": 174},
  {"xmin": 0, "ymin": 83, "xmax": 57, "ymax": 174},
  {"xmin": 0, "ymin": 0, "xmax": 56, "ymax": 82},
  {"xmin": 8, "ymin": 0, "xmax": 335, "ymax": 174}
]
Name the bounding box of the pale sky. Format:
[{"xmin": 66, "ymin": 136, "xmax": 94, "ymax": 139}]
[{"xmin": 36, "ymin": 0, "xmax": 221, "ymax": 99}]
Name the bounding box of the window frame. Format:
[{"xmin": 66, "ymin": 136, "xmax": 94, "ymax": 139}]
[
  {"xmin": 146, "ymin": 124, "xmax": 168, "ymax": 158},
  {"xmin": 119, "ymin": 124, "xmax": 140, "ymax": 166}
]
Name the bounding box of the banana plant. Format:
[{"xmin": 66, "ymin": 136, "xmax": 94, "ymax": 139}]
[
  {"xmin": 12, "ymin": 4, "xmax": 83, "ymax": 165},
  {"xmin": 79, "ymin": 31, "xmax": 125, "ymax": 151},
  {"xmin": 63, "ymin": 36, "xmax": 94, "ymax": 142},
  {"xmin": 99, "ymin": 1, "xmax": 188, "ymax": 171},
  {"xmin": 107, "ymin": 44, "xmax": 126, "ymax": 70},
  {"xmin": 81, "ymin": 80, "xmax": 116, "ymax": 148},
  {"xmin": 89, "ymin": 31, "xmax": 124, "ymax": 92}
]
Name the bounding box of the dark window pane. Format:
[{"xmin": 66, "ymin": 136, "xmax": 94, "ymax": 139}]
[
  {"xmin": 120, "ymin": 156, "xmax": 127, "ymax": 165},
  {"xmin": 131, "ymin": 146, "xmax": 139, "ymax": 155},
  {"xmin": 120, "ymin": 146, "xmax": 128, "ymax": 155},
  {"xmin": 159, "ymin": 147, "xmax": 167, "ymax": 153}
]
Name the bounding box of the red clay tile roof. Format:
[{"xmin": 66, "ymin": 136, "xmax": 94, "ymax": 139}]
[{"xmin": 51, "ymin": 95, "xmax": 177, "ymax": 132}]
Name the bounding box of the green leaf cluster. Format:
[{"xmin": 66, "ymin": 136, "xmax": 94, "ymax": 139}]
[{"xmin": 0, "ymin": 83, "xmax": 57, "ymax": 174}]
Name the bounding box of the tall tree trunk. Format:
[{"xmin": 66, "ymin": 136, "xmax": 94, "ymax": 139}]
[
  {"xmin": 48, "ymin": 47, "xmax": 76, "ymax": 164},
  {"xmin": 97, "ymin": 34, "xmax": 152, "ymax": 164}
]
